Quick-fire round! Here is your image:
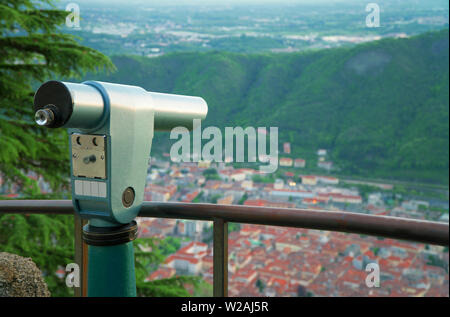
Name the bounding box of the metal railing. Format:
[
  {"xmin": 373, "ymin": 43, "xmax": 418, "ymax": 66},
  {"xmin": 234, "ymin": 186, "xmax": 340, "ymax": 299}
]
[{"xmin": 1, "ymin": 199, "xmax": 448, "ymax": 297}]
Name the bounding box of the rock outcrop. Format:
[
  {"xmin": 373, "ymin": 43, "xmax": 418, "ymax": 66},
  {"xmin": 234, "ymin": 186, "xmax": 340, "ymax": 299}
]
[{"xmin": 0, "ymin": 252, "xmax": 50, "ymax": 297}]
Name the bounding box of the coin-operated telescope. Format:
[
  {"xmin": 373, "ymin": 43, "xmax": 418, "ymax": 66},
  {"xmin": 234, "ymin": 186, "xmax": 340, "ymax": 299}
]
[{"xmin": 34, "ymin": 80, "xmax": 207, "ymax": 296}]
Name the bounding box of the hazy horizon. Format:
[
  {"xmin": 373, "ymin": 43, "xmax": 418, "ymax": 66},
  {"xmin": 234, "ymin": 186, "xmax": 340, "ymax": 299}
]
[
  {"xmin": 65, "ymin": 0, "xmax": 358, "ymax": 4},
  {"xmin": 62, "ymin": 0, "xmax": 449, "ymax": 7}
]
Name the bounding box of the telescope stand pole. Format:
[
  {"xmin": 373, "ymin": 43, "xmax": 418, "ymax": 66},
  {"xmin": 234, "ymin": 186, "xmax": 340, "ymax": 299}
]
[{"xmin": 83, "ymin": 221, "xmax": 138, "ymax": 297}]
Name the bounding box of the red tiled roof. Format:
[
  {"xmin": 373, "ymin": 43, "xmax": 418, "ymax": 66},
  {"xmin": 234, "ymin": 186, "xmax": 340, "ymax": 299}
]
[
  {"xmin": 148, "ymin": 267, "xmax": 176, "ymax": 280},
  {"xmin": 181, "ymin": 190, "xmax": 200, "ymax": 202}
]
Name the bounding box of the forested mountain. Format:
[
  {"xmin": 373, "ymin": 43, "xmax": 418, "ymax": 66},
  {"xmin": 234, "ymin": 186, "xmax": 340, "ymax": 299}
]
[{"xmin": 89, "ymin": 29, "xmax": 449, "ymax": 184}]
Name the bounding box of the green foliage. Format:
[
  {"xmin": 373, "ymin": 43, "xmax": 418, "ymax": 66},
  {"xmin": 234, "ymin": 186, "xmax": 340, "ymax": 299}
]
[
  {"xmin": 228, "ymin": 222, "xmax": 241, "ymax": 232},
  {"xmin": 91, "ymin": 29, "xmax": 449, "ymax": 185},
  {"xmin": 202, "ymin": 168, "xmax": 220, "ymax": 180},
  {"xmin": 393, "ymin": 184, "xmax": 449, "ymax": 201},
  {"xmin": 137, "ymin": 276, "xmax": 201, "ymax": 297},
  {"xmin": 209, "ymin": 194, "xmax": 221, "ymax": 204},
  {"xmin": 426, "ymin": 254, "xmax": 449, "ymax": 273},
  {"xmin": 160, "ymin": 236, "xmax": 182, "ymax": 256},
  {"xmin": 192, "ymin": 279, "xmax": 213, "ymax": 297},
  {"xmin": 134, "ymin": 237, "xmax": 203, "ymax": 297},
  {"xmin": 431, "ymin": 207, "xmax": 449, "ymax": 214},
  {"xmin": 0, "ymin": 0, "xmax": 115, "ymax": 194},
  {"xmin": 252, "ymin": 174, "xmax": 275, "ymax": 184},
  {"xmin": 192, "ymin": 191, "xmax": 204, "ymax": 203},
  {"xmin": 238, "ymin": 192, "xmax": 248, "ymax": 205},
  {"xmin": 0, "ymin": 213, "xmax": 75, "ymax": 296},
  {"xmin": 0, "ymin": 0, "xmax": 113, "ymax": 297},
  {"xmin": 371, "ymin": 247, "xmax": 380, "ymax": 256},
  {"xmin": 256, "ymin": 278, "xmax": 265, "ymax": 293},
  {"xmin": 341, "ymin": 183, "xmax": 387, "ymax": 202}
]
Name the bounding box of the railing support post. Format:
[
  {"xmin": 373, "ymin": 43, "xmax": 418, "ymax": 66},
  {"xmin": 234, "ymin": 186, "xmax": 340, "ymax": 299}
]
[
  {"xmin": 213, "ymin": 218, "xmax": 228, "ymax": 297},
  {"xmin": 74, "ymin": 215, "xmax": 88, "ymax": 297}
]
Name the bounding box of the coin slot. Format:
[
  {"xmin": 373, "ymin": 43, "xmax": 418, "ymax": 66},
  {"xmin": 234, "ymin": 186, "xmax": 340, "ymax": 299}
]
[{"xmin": 71, "ymin": 133, "xmax": 107, "ymax": 179}]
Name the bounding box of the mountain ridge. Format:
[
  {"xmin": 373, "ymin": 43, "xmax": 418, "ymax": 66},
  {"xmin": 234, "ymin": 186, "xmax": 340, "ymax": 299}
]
[{"xmin": 88, "ymin": 29, "xmax": 449, "ymax": 184}]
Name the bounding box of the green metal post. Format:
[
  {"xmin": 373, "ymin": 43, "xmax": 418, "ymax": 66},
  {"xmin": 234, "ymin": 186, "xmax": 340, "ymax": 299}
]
[
  {"xmin": 83, "ymin": 221, "xmax": 138, "ymax": 297},
  {"xmin": 87, "ymin": 242, "xmax": 136, "ymax": 297}
]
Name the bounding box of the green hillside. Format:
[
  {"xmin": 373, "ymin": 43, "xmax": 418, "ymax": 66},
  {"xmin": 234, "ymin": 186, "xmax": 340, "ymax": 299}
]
[{"xmin": 89, "ymin": 29, "xmax": 449, "ymax": 184}]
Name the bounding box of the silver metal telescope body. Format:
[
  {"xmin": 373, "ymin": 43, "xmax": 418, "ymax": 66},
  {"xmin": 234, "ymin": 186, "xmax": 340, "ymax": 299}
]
[
  {"xmin": 33, "ymin": 81, "xmax": 208, "ymax": 226},
  {"xmin": 34, "ymin": 81, "xmax": 207, "ymax": 131}
]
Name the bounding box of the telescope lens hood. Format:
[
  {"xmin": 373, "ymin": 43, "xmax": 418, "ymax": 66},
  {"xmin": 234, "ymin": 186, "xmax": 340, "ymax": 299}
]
[{"xmin": 34, "ymin": 81, "xmax": 73, "ymax": 128}]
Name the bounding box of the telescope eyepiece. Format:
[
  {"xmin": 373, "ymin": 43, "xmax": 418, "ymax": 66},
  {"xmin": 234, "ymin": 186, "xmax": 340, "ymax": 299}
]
[{"xmin": 35, "ymin": 108, "xmax": 55, "ymax": 126}]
